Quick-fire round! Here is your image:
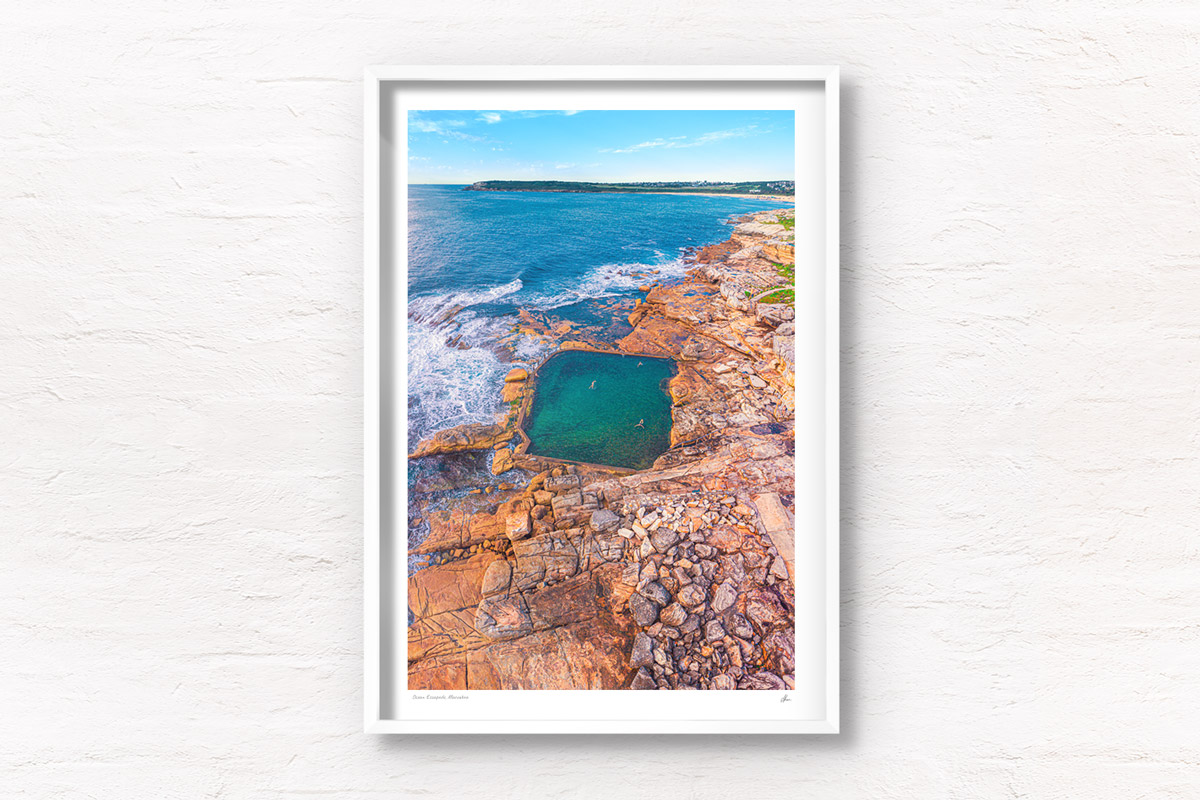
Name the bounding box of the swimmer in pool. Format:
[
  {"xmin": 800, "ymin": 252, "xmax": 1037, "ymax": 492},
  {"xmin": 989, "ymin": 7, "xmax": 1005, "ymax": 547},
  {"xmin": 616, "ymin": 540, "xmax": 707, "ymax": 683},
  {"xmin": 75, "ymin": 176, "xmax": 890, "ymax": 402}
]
[
  {"xmin": 634, "ymin": 419, "xmax": 644, "ymax": 429},
  {"xmin": 590, "ymin": 380, "xmax": 596, "ymax": 389}
]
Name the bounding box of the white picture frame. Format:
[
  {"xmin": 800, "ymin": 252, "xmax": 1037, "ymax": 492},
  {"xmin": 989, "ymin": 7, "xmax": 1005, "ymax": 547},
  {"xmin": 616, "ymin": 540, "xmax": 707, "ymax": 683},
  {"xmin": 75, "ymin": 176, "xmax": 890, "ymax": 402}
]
[{"xmin": 365, "ymin": 65, "xmax": 839, "ymax": 734}]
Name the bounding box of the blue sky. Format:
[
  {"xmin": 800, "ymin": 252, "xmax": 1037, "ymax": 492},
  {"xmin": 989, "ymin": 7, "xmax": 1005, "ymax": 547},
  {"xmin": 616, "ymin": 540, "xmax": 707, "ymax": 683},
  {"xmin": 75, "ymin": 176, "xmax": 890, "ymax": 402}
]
[{"xmin": 407, "ymin": 110, "xmax": 794, "ymax": 184}]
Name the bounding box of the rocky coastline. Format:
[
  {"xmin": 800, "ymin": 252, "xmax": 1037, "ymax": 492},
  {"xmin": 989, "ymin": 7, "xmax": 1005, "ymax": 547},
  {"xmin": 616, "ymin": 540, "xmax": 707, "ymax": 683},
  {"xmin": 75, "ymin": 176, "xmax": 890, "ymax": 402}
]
[{"xmin": 406, "ymin": 208, "xmax": 798, "ymax": 690}]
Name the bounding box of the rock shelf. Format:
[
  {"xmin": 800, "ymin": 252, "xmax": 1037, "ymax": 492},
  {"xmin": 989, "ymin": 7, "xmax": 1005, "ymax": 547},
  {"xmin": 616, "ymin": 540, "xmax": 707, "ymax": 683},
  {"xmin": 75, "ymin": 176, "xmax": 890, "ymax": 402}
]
[{"xmin": 406, "ymin": 208, "xmax": 798, "ymax": 690}]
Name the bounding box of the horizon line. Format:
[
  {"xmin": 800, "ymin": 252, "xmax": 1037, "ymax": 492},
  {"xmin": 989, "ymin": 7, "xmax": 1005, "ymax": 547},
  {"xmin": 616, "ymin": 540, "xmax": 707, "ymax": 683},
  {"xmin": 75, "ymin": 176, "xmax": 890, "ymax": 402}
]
[{"xmin": 408, "ymin": 179, "xmax": 796, "ymax": 185}]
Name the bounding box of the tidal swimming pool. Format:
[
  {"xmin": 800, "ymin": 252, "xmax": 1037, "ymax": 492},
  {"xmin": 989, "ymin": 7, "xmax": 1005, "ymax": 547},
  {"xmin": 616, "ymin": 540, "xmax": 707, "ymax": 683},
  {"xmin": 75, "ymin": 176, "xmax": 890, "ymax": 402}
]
[{"xmin": 523, "ymin": 350, "xmax": 675, "ymax": 470}]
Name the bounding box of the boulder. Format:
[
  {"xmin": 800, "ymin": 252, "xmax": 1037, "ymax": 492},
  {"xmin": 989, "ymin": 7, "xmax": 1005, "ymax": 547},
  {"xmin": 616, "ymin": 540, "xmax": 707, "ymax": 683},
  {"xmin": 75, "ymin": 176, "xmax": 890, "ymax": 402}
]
[
  {"xmin": 707, "ymin": 525, "xmax": 743, "ymax": 554},
  {"xmin": 504, "ymin": 509, "xmax": 531, "ymax": 541},
  {"xmin": 628, "ymin": 592, "xmax": 661, "ymax": 626},
  {"xmin": 504, "ymin": 368, "xmax": 529, "ymax": 382},
  {"xmin": 677, "ymin": 583, "xmax": 706, "ymax": 608},
  {"xmin": 480, "ymin": 560, "xmax": 512, "ymax": 597},
  {"xmin": 711, "ymin": 580, "xmax": 737, "ymax": 614},
  {"xmin": 755, "ymin": 302, "xmax": 794, "ymax": 329},
  {"xmin": 649, "ymin": 527, "xmax": 679, "ymax": 553},
  {"xmin": 491, "ymin": 448, "xmax": 515, "ymax": 475},
  {"xmin": 629, "ymin": 632, "xmax": 654, "ymax": 668},
  {"xmin": 638, "ymin": 581, "xmax": 671, "ymax": 607},
  {"xmin": 631, "ymin": 667, "xmax": 657, "ymax": 690},
  {"xmin": 409, "ymin": 422, "xmax": 509, "ymax": 458},
  {"xmin": 590, "ymin": 508, "xmax": 620, "ymax": 532},
  {"xmin": 659, "ymin": 602, "xmax": 687, "ymax": 627},
  {"xmin": 710, "ymin": 673, "xmax": 736, "ymax": 690}
]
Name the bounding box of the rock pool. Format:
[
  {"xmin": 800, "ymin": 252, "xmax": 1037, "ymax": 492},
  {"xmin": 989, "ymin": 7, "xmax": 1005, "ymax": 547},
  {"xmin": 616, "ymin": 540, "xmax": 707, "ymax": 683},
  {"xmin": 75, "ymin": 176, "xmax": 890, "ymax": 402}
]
[{"xmin": 523, "ymin": 350, "xmax": 675, "ymax": 470}]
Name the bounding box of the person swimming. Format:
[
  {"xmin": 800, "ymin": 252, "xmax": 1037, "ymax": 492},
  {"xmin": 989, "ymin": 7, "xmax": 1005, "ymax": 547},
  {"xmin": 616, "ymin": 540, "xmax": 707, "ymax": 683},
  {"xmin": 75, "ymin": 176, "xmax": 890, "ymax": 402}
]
[
  {"xmin": 637, "ymin": 361, "xmax": 643, "ymax": 367},
  {"xmin": 589, "ymin": 380, "xmax": 596, "ymax": 389},
  {"xmin": 634, "ymin": 419, "xmax": 644, "ymax": 429}
]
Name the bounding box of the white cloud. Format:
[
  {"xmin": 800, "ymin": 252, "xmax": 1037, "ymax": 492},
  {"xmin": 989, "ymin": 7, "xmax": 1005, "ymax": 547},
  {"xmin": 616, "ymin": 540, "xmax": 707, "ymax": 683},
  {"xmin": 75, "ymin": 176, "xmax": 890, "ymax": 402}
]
[
  {"xmin": 602, "ymin": 125, "xmax": 760, "ymax": 154},
  {"xmin": 409, "ymin": 115, "xmax": 486, "ymax": 141},
  {"xmin": 478, "ymin": 112, "xmax": 502, "ymax": 124}
]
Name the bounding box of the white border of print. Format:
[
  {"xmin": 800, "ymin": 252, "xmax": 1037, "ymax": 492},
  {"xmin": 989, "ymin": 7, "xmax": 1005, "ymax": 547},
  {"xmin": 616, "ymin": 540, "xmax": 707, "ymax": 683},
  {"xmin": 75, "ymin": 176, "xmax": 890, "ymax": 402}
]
[{"xmin": 365, "ymin": 66, "xmax": 839, "ymax": 734}]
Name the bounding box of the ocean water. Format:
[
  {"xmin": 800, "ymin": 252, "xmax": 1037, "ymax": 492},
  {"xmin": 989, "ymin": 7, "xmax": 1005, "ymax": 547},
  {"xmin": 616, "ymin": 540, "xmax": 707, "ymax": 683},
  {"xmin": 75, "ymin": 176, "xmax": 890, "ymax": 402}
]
[
  {"xmin": 523, "ymin": 351, "xmax": 675, "ymax": 470},
  {"xmin": 406, "ymin": 184, "xmax": 784, "ymax": 449}
]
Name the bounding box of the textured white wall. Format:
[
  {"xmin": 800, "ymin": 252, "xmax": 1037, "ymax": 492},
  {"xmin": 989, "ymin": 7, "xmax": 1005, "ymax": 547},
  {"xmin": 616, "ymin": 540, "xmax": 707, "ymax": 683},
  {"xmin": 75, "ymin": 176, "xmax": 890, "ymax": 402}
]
[{"xmin": 3, "ymin": 1, "xmax": 1198, "ymax": 797}]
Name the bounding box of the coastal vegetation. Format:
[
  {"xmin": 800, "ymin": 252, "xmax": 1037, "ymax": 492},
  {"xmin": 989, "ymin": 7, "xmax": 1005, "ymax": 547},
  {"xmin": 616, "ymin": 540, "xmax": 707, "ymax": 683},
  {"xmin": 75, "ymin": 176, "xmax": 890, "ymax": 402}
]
[
  {"xmin": 464, "ymin": 180, "xmax": 795, "ymax": 197},
  {"xmin": 756, "ymin": 260, "xmax": 795, "ymax": 306}
]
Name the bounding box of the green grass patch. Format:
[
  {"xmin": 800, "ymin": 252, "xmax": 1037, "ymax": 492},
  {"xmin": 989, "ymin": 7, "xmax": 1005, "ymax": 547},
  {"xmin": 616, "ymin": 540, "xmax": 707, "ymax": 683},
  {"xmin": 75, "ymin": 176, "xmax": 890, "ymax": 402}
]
[
  {"xmin": 759, "ymin": 288, "xmax": 795, "ymax": 305},
  {"xmin": 769, "ymin": 260, "xmax": 795, "ymax": 283}
]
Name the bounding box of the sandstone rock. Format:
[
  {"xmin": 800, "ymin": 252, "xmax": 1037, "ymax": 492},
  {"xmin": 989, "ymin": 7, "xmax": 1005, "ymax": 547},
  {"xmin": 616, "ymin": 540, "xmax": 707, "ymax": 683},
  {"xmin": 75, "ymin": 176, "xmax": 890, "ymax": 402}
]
[
  {"xmin": 761, "ymin": 240, "xmax": 794, "ymax": 265},
  {"xmin": 545, "ymin": 474, "xmax": 580, "ymax": 493},
  {"xmin": 551, "ymin": 490, "xmax": 583, "ymax": 516},
  {"xmin": 409, "ymin": 422, "xmax": 509, "ymax": 459},
  {"xmin": 533, "ymin": 490, "xmax": 553, "ymax": 505},
  {"xmin": 617, "ymin": 527, "xmax": 635, "ymax": 539},
  {"xmin": 480, "ymin": 560, "xmax": 512, "ymax": 597},
  {"xmin": 526, "ymin": 572, "xmax": 606, "ymax": 630},
  {"xmin": 705, "ymin": 619, "xmax": 726, "ymax": 643},
  {"xmin": 492, "ymin": 448, "xmax": 515, "ymax": 475},
  {"xmin": 505, "ymin": 509, "xmax": 531, "ymax": 541},
  {"xmin": 728, "ymin": 612, "xmax": 755, "ymax": 639},
  {"xmin": 501, "ymin": 381, "xmax": 523, "ymax": 403},
  {"xmin": 707, "ymin": 525, "xmax": 743, "ymax": 554},
  {"xmin": 659, "ymin": 602, "xmax": 687, "ymax": 627},
  {"xmin": 504, "ymin": 368, "xmax": 529, "ymax": 382},
  {"xmin": 475, "ymin": 593, "xmax": 533, "ymax": 641},
  {"xmin": 629, "ymin": 632, "xmax": 654, "ymax": 668},
  {"xmin": 408, "ymin": 654, "xmax": 468, "ymax": 691},
  {"xmin": 739, "ymin": 671, "xmax": 786, "ymax": 691},
  {"xmin": 407, "ymin": 551, "xmax": 501, "ymax": 620},
  {"xmin": 631, "ymin": 667, "xmax": 657, "ymax": 690},
  {"xmin": 678, "ymin": 583, "xmax": 706, "ymax": 608},
  {"xmin": 752, "ymin": 492, "xmax": 794, "ymax": 580},
  {"xmin": 763, "ymin": 626, "xmax": 795, "ymax": 676},
  {"xmin": 590, "ymin": 508, "xmax": 620, "ymax": 532},
  {"xmin": 639, "ymin": 537, "xmax": 654, "ymax": 559},
  {"xmin": 745, "ymin": 588, "xmax": 788, "ymax": 631},
  {"xmin": 511, "ymin": 534, "xmax": 579, "ymax": 590},
  {"xmin": 465, "ymin": 615, "xmax": 635, "ymax": 690},
  {"xmin": 639, "ymin": 581, "xmax": 671, "ymax": 607},
  {"xmin": 711, "ymin": 580, "xmax": 737, "ymax": 614},
  {"xmin": 628, "ymin": 592, "xmax": 661, "ymax": 626},
  {"xmin": 754, "ymin": 303, "xmax": 794, "ymax": 329},
  {"xmin": 710, "ymin": 673, "xmax": 736, "ymax": 690},
  {"xmin": 591, "ymin": 531, "xmax": 625, "ymax": 563},
  {"xmin": 649, "ymin": 527, "xmax": 679, "ymax": 553}
]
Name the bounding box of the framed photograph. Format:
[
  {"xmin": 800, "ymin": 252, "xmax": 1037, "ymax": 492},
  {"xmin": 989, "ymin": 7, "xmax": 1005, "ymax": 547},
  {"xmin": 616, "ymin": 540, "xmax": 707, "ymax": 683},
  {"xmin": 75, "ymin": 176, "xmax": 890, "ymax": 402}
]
[{"xmin": 365, "ymin": 66, "xmax": 839, "ymax": 734}]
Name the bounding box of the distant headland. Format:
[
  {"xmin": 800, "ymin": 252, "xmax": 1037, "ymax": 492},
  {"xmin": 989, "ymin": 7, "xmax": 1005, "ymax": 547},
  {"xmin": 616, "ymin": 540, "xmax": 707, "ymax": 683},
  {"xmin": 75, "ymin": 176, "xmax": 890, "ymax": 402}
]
[{"xmin": 463, "ymin": 180, "xmax": 794, "ymax": 199}]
